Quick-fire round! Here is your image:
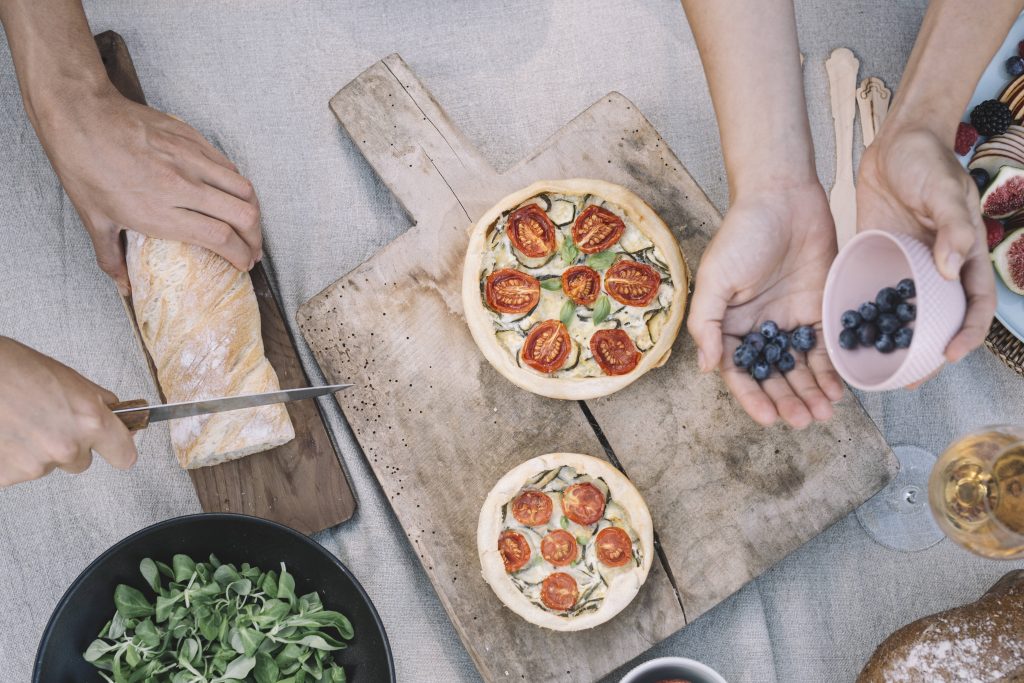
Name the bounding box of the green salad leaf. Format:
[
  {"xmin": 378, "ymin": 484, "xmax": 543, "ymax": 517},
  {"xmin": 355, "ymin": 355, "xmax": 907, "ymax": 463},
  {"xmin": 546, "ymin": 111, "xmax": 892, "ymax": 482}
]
[{"xmin": 83, "ymin": 554, "xmax": 353, "ymax": 683}]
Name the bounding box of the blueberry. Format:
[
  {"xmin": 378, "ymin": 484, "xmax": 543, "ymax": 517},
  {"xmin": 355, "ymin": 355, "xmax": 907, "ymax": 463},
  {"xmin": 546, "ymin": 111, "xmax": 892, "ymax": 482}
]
[
  {"xmin": 772, "ymin": 331, "xmax": 790, "ymax": 351},
  {"xmin": 838, "ymin": 328, "xmax": 858, "ymax": 350},
  {"xmin": 894, "ymin": 327, "xmax": 913, "ymax": 349},
  {"xmin": 857, "ymin": 322, "xmax": 879, "ymax": 346},
  {"xmin": 764, "ymin": 343, "xmax": 781, "ymax": 364},
  {"xmin": 751, "ymin": 359, "xmax": 771, "ymax": 382},
  {"xmin": 896, "ymin": 302, "xmax": 916, "ymax": 323},
  {"xmin": 776, "ymin": 351, "xmax": 796, "ymax": 373},
  {"xmin": 1007, "ymin": 56, "xmax": 1024, "ymax": 78},
  {"xmin": 970, "ymin": 168, "xmax": 990, "ymax": 191},
  {"xmin": 760, "ymin": 320, "xmax": 779, "ymax": 339},
  {"xmin": 733, "ymin": 343, "xmax": 757, "ymax": 370},
  {"xmin": 896, "ymin": 278, "xmax": 916, "ymax": 299},
  {"xmin": 878, "ymin": 313, "xmax": 901, "ymax": 335},
  {"xmin": 859, "ymin": 302, "xmax": 879, "ymax": 322},
  {"xmin": 791, "ymin": 325, "xmax": 816, "ymax": 352},
  {"xmin": 876, "ymin": 287, "xmax": 900, "ymax": 312},
  {"xmin": 875, "ymin": 333, "xmax": 896, "ymax": 354},
  {"xmin": 841, "ymin": 310, "xmax": 862, "ymax": 329},
  {"xmin": 743, "ymin": 332, "xmax": 766, "ymax": 352}
]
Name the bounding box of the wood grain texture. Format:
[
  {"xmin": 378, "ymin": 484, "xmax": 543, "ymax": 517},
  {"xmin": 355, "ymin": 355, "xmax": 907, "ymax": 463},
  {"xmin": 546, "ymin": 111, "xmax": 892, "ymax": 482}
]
[
  {"xmin": 298, "ymin": 54, "xmax": 898, "ymax": 681},
  {"xmin": 96, "ymin": 31, "xmax": 355, "ymax": 534},
  {"xmin": 857, "ymin": 76, "xmax": 891, "ymax": 148},
  {"xmin": 827, "ymin": 47, "xmax": 860, "ymax": 250}
]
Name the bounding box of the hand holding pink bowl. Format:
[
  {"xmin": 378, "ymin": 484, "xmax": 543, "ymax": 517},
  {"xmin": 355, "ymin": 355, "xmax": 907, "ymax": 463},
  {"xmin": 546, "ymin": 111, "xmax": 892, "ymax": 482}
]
[{"xmin": 823, "ymin": 230, "xmax": 967, "ymax": 391}]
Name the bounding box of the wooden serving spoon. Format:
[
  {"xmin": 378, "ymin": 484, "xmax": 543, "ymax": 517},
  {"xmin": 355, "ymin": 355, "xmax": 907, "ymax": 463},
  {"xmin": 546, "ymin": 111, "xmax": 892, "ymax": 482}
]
[{"xmin": 826, "ymin": 48, "xmax": 860, "ymax": 250}]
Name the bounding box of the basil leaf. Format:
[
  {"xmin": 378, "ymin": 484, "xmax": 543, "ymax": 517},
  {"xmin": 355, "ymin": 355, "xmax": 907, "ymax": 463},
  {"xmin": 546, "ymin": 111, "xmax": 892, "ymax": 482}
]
[
  {"xmin": 586, "ymin": 250, "xmax": 617, "ymax": 270},
  {"xmin": 559, "ymin": 516, "xmax": 569, "ymax": 529},
  {"xmin": 559, "ymin": 237, "xmax": 579, "ymax": 265},
  {"xmin": 540, "ymin": 277, "xmax": 562, "ymax": 291},
  {"xmin": 592, "ymin": 296, "xmax": 611, "ymax": 325},
  {"xmin": 559, "ymin": 300, "xmax": 576, "ymax": 326}
]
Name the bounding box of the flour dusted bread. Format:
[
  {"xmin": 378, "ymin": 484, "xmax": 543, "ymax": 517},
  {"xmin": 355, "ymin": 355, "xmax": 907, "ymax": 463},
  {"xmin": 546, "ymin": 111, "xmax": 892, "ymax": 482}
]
[
  {"xmin": 857, "ymin": 570, "xmax": 1024, "ymax": 682},
  {"xmin": 126, "ymin": 232, "xmax": 294, "ymax": 468}
]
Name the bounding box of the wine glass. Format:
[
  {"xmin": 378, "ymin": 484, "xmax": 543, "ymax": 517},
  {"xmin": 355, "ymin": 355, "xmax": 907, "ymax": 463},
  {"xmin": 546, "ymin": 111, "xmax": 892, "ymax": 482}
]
[{"xmin": 928, "ymin": 425, "xmax": 1024, "ymax": 560}]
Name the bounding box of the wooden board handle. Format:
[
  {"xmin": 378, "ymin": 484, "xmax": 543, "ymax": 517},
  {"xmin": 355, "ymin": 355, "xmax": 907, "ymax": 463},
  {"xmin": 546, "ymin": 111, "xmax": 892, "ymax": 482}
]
[{"xmin": 110, "ymin": 399, "xmax": 151, "ymax": 431}]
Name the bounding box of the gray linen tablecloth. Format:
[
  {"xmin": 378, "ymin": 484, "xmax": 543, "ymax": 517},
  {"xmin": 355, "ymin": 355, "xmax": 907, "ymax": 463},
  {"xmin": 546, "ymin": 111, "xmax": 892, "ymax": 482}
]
[{"xmin": 2, "ymin": 1, "xmax": 1023, "ymax": 681}]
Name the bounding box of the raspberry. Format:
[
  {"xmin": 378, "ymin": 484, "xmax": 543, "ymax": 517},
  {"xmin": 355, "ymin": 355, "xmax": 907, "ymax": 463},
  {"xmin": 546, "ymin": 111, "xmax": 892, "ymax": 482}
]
[
  {"xmin": 955, "ymin": 122, "xmax": 979, "ymax": 155},
  {"xmin": 986, "ymin": 217, "xmax": 1006, "ymax": 250}
]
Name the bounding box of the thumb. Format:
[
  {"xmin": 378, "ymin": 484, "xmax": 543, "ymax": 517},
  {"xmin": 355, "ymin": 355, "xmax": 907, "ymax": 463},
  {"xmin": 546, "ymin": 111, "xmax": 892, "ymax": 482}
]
[
  {"xmin": 686, "ymin": 270, "xmax": 729, "ymax": 372},
  {"xmin": 90, "ymin": 224, "xmax": 131, "ymax": 296},
  {"xmin": 930, "ymin": 184, "xmax": 983, "ymax": 281}
]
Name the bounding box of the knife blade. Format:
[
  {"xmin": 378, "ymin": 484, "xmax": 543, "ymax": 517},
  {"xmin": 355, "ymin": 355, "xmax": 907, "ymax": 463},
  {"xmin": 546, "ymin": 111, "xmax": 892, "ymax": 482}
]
[{"xmin": 111, "ymin": 384, "xmax": 352, "ymax": 431}]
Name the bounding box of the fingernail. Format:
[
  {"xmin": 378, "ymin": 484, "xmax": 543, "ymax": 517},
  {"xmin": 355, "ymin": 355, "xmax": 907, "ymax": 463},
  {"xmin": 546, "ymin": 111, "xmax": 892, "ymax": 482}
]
[
  {"xmin": 944, "ymin": 252, "xmax": 963, "ymax": 279},
  {"xmin": 697, "ymin": 349, "xmax": 708, "ymax": 372}
]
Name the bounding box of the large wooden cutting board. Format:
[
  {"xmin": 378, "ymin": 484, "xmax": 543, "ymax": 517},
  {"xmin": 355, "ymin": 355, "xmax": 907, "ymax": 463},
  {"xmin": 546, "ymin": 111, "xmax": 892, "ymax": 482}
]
[
  {"xmin": 297, "ymin": 54, "xmax": 898, "ymax": 681},
  {"xmin": 96, "ymin": 32, "xmax": 356, "ymax": 534}
]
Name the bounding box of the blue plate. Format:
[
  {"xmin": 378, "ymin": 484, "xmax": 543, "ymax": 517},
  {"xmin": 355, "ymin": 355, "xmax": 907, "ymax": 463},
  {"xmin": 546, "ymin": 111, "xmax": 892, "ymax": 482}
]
[{"xmin": 960, "ymin": 13, "xmax": 1024, "ymax": 342}]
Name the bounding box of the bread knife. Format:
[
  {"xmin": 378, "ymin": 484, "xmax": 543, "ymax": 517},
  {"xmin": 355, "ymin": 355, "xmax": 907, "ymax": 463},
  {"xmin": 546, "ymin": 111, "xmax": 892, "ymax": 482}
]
[{"xmin": 109, "ymin": 384, "xmax": 353, "ymax": 431}]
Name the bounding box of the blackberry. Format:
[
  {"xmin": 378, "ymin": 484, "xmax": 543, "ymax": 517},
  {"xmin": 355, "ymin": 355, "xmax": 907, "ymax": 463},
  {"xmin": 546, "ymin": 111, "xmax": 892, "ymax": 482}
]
[
  {"xmin": 859, "ymin": 302, "xmax": 879, "ymax": 322},
  {"xmin": 841, "ymin": 310, "xmax": 862, "ymax": 329},
  {"xmin": 838, "ymin": 328, "xmax": 858, "ymax": 350},
  {"xmin": 777, "ymin": 351, "xmax": 796, "ymax": 373},
  {"xmin": 894, "ymin": 327, "xmax": 913, "ymax": 349},
  {"xmin": 857, "ymin": 322, "xmax": 879, "ymax": 346},
  {"xmin": 896, "ymin": 302, "xmax": 916, "ymax": 323},
  {"xmin": 896, "ymin": 278, "xmax": 916, "ymax": 299},
  {"xmin": 751, "ymin": 360, "xmax": 771, "ymax": 381},
  {"xmin": 970, "ymin": 100, "xmax": 1013, "ymax": 137},
  {"xmin": 792, "ymin": 325, "xmax": 816, "ymax": 352},
  {"xmin": 733, "ymin": 343, "xmax": 757, "ymax": 370},
  {"xmin": 760, "ymin": 320, "xmax": 780, "ymax": 339}
]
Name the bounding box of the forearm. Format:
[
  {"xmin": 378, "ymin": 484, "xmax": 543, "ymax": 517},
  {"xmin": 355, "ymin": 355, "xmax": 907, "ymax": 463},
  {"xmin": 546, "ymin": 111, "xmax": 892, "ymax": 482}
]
[
  {"xmin": 681, "ymin": 0, "xmax": 816, "ymax": 197},
  {"xmin": 0, "ymin": 0, "xmax": 111, "ymax": 128},
  {"xmin": 885, "ymin": 0, "xmax": 1024, "ymax": 141}
]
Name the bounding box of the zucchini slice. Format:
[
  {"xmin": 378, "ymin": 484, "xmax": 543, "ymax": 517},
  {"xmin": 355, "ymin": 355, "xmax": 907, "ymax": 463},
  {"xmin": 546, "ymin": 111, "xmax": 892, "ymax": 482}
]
[
  {"xmin": 559, "ymin": 341, "xmax": 582, "ymax": 373},
  {"xmin": 549, "ymin": 198, "xmax": 577, "ymax": 226},
  {"xmin": 645, "ymin": 308, "xmax": 669, "ymax": 345},
  {"xmin": 514, "ymin": 248, "xmax": 556, "ymax": 270}
]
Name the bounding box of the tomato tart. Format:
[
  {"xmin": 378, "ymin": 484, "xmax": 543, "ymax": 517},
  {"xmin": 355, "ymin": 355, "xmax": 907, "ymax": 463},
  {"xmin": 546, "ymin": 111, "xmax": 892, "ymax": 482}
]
[
  {"xmin": 463, "ymin": 179, "xmax": 689, "ymax": 400},
  {"xmin": 478, "ymin": 453, "xmax": 654, "ymax": 631}
]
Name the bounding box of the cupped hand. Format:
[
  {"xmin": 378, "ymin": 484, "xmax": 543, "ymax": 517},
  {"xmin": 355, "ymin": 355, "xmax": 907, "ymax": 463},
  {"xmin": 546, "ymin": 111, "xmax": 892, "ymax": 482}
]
[
  {"xmin": 857, "ymin": 126, "xmax": 996, "ymax": 365},
  {"xmin": 33, "ymin": 85, "xmax": 261, "ymax": 294},
  {"xmin": 687, "ymin": 182, "xmax": 844, "ymax": 428},
  {"xmin": 0, "ymin": 337, "xmax": 137, "ymax": 487}
]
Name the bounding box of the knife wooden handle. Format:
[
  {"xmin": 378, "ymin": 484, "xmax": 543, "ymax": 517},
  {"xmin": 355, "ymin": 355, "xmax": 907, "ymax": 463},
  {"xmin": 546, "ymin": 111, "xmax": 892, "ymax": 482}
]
[{"xmin": 110, "ymin": 399, "xmax": 151, "ymax": 432}]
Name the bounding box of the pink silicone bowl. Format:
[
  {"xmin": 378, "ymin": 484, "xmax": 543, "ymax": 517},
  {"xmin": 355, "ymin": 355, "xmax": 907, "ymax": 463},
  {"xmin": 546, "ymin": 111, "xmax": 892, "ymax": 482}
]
[{"xmin": 823, "ymin": 230, "xmax": 966, "ymax": 392}]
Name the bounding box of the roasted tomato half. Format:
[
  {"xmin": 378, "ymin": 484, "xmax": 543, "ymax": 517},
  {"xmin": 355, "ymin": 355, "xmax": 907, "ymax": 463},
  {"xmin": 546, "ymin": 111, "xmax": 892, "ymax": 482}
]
[
  {"xmin": 595, "ymin": 526, "xmax": 633, "ymax": 567},
  {"xmin": 507, "ymin": 204, "xmax": 557, "ymax": 258},
  {"xmin": 499, "ymin": 530, "xmax": 531, "ymax": 573},
  {"xmin": 540, "ymin": 572, "xmax": 579, "ymax": 611},
  {"xmin": 540, "ymin": 529, "xmax": 579, "ymax": 567},
  {"xmin": 590, "ymin": 329, "xmax": 641, "ymax": 376},
  {"xmin": 485, "ymin": 269, "xmax": 540, "ymax": 315},
  {"xmin": 561, "ymin": 482, "xmax": 606, "ymax": 526},
  {"xmin": 604, "ymin": 259, "xmax": 661, "ymax": 307},
  {"xmin": 572, "ymin": 205, "xmax": 625, "ymax": 254},
  {"xmin": 521, "ymin": 320, "xmax": 572, "ymax": 374},
  {"xmin": 511, "ymin": 489, "xmax": 553, "ymax": 526},
  {"xmin": 561, "ymin": 265, "xmax": 601, "ymax": 307}
]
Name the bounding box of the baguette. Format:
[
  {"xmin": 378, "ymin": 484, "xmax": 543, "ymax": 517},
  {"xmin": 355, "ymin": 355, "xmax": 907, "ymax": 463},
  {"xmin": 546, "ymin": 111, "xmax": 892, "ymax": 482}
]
[{"xmin": 126, "ymin": 231, "xmax": 294, "ymax": 468}]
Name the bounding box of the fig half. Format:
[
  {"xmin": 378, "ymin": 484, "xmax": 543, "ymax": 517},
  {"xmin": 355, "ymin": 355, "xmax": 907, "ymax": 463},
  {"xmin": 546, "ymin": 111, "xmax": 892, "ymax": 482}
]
[
  {"xmin": 981, "ymin": 166, "xmax": 1024, "ymax": 219},
  {"xmin": 993, "ymin": 227, "xmax": 1024, "ymax": 295}
]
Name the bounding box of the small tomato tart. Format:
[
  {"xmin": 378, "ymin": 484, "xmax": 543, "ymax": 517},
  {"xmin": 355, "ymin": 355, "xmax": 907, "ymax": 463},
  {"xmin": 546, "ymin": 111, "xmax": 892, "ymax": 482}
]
[
  {"xmin": 478, "ymin": 453, "xmax": 654, "ymax": 631},
  {"xmin": 462, "ymin": 179, "xmax": 688, "ymax": 400}
]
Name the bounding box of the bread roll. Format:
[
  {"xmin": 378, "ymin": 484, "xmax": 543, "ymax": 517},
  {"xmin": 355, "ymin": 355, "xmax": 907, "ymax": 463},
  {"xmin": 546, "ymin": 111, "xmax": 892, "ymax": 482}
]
[{"xmin": 126, "ymin": 231, "xmax": 294, "ymax": 468}]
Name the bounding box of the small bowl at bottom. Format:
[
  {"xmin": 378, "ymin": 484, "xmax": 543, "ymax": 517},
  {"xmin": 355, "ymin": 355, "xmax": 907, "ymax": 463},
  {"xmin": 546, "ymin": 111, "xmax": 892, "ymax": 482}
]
[
  {"xmin": 822, "ymin": 230, "xmax": 966, "ymax": 392},
  {"xmin": 619, "ymin": 656, "xmax": 728, "ymax": 683}
]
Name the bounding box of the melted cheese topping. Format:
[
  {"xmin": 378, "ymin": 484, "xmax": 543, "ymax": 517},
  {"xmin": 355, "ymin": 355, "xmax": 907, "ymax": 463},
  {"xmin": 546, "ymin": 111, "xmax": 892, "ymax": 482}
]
[
  {"xmin": 480, "ymin": 192, "xmax": 675, "ymax": 378},
  {"xmin": 501, "ymin": 465, "xmax": 642, "ymax": 617}
]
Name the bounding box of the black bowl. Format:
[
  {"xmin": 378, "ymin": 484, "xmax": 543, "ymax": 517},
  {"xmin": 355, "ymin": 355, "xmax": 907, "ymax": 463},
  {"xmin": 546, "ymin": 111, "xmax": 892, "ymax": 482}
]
[{"xmin": 34, "ymin": 513, "xmax": 394, "ymax": 682}]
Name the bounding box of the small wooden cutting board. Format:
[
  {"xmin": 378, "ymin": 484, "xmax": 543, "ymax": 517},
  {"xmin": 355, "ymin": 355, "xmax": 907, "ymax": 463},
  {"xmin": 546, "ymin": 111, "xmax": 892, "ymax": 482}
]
[
  {"xmin": 297, "ymin": 54, "xmax": 898, "ymax": 681},
  {"xmin": 96, "ymin": 31, "xmax": 356, "ymax": 534}
]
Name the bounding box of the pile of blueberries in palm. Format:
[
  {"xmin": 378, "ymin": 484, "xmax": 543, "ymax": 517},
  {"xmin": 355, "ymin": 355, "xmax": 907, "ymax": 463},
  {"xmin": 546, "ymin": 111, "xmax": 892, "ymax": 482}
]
[
  {"xmin": 733, "ymin": 321, "xmax": 817, "ymax": 381},
  {"xmin": 838, "ymin": 278, "xmax": 916, "ymax": 353}
]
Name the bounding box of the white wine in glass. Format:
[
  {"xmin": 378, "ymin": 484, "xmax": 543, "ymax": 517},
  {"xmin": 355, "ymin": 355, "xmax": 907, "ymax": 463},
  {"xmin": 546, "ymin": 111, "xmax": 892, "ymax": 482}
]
[{"xmin": 928, "ymin": 425, "xmax": 1024, "ymax": 560}]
